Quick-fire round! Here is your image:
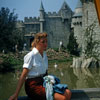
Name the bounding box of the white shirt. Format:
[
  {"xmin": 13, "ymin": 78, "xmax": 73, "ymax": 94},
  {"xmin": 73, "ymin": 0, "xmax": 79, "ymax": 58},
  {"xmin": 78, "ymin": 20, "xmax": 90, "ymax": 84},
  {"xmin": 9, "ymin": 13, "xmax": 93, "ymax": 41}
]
[{"xmin": 23, "ymin": 47, "xmax": 48, "ymax": 78}]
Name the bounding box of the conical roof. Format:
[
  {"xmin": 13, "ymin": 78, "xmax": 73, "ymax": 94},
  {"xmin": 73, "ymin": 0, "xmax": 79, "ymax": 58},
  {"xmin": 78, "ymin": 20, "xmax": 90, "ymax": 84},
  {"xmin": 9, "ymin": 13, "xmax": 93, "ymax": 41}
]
[
  {"xmin": 73, "ymin": 0, "xmax": 82, "ymax": 17},
  {"xmin": 76, "ymin": 0, "xmax": 82, "ymax": 8},
  {"xmin": 40, "ymin": 1, "xmax": 44, "ymax": 11},
  {"xmin": 58, "ymin": 1, "xmax": 72, "ymax": 14},
  {"xmin": 60, "ymin": 1, "xmax": 71, "ymax": 10}
]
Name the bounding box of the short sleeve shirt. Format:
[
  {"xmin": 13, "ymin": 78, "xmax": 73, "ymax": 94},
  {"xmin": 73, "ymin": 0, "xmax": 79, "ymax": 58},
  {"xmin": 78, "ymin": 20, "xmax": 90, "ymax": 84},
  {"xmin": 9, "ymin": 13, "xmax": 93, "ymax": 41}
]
[{"xmin": 23, "ymin": 47, "xmax": 48, "ymax": 78}]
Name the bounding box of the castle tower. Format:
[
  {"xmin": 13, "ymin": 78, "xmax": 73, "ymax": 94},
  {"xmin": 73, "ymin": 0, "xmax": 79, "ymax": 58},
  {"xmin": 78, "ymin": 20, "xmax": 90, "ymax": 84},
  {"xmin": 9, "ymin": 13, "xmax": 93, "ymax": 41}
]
[
  {"xmin": 71, "ymin": 0, "xmax": 83, "ymax": 48},
  {"xmin": 81, "ymin": 0, "xmax": 100, "ymax": 58},
  {"xmin": 39, "ymin": 1, "xmax": 45, "ymax": 32},
  {"xmin": 72, "ymin": 0, "xmax": 82, "ymax": 27}
]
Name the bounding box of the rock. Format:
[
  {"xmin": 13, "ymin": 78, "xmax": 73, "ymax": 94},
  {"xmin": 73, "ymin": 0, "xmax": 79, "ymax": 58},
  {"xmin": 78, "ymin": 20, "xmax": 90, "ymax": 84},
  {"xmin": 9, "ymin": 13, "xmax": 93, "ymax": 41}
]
[
  {"xmin": 71, "ymin": 57, "xmax": 100, "ymax": 68},
  {"xmin": 46, "ymin": 48, "xmax": 69, "ymax": 60}
]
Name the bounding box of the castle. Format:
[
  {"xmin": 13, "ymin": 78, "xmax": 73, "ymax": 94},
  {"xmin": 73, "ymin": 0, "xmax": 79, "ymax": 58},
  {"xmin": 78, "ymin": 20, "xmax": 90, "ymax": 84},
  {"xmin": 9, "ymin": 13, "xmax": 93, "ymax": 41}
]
[
  {"xmin": 17, "ymin": 1, "xmax": 73, "ymax": 49},
  {"xmin": 17, "ymin": 0, "xmax": 100, "ymax": 59}
]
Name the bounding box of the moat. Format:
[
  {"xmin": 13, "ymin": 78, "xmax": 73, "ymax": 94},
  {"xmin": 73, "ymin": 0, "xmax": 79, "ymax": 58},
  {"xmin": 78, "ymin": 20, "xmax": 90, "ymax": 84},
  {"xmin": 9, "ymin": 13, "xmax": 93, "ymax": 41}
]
[{"xmin": 0, "ymin": 62, "xmax": 100, "ymax": 100}]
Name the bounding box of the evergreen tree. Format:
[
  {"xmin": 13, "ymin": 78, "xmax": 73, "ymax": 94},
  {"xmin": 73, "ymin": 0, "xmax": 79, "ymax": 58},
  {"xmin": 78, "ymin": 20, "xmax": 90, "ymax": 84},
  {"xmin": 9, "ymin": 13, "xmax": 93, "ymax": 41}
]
[{"xmin": 67, "ymin": 30, "xmax": 79, "ymax": 56}]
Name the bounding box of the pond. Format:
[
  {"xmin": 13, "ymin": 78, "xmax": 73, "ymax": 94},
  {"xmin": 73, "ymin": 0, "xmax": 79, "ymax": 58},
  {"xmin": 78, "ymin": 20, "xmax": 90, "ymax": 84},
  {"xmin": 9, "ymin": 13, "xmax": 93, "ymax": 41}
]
[{"xmin": 0, "ymin": 62, "xmax": 100, "ymax": 100}]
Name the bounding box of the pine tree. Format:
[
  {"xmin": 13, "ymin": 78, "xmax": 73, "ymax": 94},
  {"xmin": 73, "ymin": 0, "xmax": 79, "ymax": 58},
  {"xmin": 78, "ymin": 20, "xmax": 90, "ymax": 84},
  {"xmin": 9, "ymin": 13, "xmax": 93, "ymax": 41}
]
[{"xmin": 67, "ymin": 30, "xmax": 79, "ymax": 56}]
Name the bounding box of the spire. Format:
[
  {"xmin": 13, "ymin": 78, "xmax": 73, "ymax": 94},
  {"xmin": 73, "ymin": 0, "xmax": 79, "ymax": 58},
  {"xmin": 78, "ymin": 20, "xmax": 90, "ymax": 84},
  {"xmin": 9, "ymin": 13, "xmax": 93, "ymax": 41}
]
[
  {"xmin": 40, "ymin": 1, "xmax": 44, "ymax": 11},
  {"xmin": 60, "ymin": 1, "xmax": 71, "ymax": 10},
  {"xmin": 73, "ymin": 0, "xmax": 82, "ymax": 17},
  {"xmin": 58, "ymin": 0, "xmax": 72, "ymax": 16},
  {"xmin": 76, "ymin": 0, "xmax": 82, "ymax": 8}
]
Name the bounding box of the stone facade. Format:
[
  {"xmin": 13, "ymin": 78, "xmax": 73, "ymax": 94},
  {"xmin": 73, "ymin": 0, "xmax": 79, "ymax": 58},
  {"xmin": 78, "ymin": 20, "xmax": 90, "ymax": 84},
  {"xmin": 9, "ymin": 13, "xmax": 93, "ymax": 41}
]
[
  {"xmin": 72, "ymin": 0, "xmax": 100, "ymax": 59},
  {"xmin": 82, "ymin": 1, "xmax": 100, "ymax": 58}
]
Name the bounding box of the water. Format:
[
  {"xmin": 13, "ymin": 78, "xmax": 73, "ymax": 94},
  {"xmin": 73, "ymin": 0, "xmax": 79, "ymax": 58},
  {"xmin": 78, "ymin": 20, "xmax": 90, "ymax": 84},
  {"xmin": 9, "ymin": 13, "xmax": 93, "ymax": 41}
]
[
  {"xmin": 0, "ymin": 62, "xmax": 100, "ymax": 100},
  {"xmin": 48, "ymin": 62, "xmax": 100, "ymax": 89}
]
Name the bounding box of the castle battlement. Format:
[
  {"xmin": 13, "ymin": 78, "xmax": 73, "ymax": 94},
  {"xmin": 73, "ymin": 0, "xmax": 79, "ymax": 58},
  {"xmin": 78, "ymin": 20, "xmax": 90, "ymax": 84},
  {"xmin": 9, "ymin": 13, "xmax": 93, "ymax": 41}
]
[
  {"xmin": 24, "ymin": 17, "xmax": 39, "ymax": 22},
  {"xmin": 47, "ymin": 11, "xmax": 59, "ymax": 16}
]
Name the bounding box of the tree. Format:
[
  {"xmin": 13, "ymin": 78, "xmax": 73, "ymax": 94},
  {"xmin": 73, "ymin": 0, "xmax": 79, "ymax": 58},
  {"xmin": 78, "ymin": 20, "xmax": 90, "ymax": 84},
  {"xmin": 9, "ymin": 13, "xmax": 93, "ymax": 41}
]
[
  {"xmin": 0, "ymin": 7, "xmax": 24, "ymax": 52},
  {"xmin": 67, "ymin": 31, "xmax": 79, "ymax": 56}
]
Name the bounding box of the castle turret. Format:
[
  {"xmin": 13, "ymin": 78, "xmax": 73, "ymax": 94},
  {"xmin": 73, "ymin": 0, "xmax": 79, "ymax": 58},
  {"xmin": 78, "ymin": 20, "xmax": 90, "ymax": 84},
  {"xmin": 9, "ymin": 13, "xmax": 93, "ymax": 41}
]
[
  {"xmin": 71, "ymin": 0, "xmax": 83, "ymax": 48},
  {"xmin": 72, "ymin": 0, "xmax": 82, "ymax": 27},
  {"xmin": 39, "ymin": 1, "xmax": 45, "ymax": 32},
  {"xmin": 39, "ymin": 1, "xmax": 45, "ymax": 21},
  {"xmin": 58, "ymin": 1, "xmax": 72, "ymax": 19}
]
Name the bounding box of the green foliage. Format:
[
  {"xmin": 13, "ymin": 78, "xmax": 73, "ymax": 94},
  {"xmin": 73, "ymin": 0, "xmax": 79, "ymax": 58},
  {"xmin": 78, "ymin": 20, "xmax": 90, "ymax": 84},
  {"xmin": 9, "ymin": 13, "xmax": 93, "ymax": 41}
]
[
  {"xmin": 0, "ymin": 53, "xmax": 23, "ymax": 72},
  {"xmin": 84, "ymin": 22, "xmax": 100, "ymax": 59},
  {"xmin": 0, "ymin": 55, "xmax": 13, "ymax": 72},
  {"xmin": 67, "ymin": 31, "xmax": 79, "ymax": 56},
  {"xmin": 0, "ymin": 7, "xmax": 24, "ymax": 52},
  {"xmin": 48, "ymin": 57, "xmax": 73, "ymax": 64}
]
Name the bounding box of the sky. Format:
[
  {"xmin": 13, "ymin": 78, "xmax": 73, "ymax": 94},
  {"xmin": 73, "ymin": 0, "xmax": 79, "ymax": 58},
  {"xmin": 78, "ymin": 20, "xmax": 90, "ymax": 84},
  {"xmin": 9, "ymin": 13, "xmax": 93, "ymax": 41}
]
[{"xmin": 0, "ymin": 0, "xmax": 78, "ymax": 21}]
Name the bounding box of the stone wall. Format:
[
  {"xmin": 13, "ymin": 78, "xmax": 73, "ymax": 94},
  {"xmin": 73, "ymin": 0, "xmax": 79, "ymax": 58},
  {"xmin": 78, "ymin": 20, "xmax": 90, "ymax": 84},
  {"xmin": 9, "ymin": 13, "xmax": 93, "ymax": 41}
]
[
  {"xmin": 24, "ymin": 24, "xmax": 40, "ymax": 34},
  {"xmin": 82, "ymin": 2, "xmax": 100, "ymax": 59},
  {"xmin": 44, "ymin": 17, "xmax": 71, "ymax": 48},
  {"xmin": 72, "ymin": 18, "xmax": 83, "ymax": 48},
  {"xmin": 72, "ymin": 1, "xmax": 100, "ymax": 59}
]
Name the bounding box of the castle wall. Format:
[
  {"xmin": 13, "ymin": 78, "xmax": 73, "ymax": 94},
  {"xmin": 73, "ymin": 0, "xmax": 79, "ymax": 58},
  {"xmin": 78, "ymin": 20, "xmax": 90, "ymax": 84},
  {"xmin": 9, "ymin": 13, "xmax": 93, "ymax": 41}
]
[
  {"xmin": 24, "ymin": 17, "xmax": 40, "ymax": 34},
  {"xmin": 23, "ymin": 14, "xmax": 72, "ymax": 49},
  {"xmin": 73, "ymin": 24, "xmax": 83, "ymax": 48},
  {"xmin": 71, "ymin": 16, "xmax": 83, "ymax": 49},
  {"xmin": 82, "ymin": 2, "xmax": 100, "ymax": 59},
  {"xmin": 24, "ymin": 24, "xmax": 40, "ymax": 34},
  {"xmin": 44, "ymin": 16, "xmax": 71, "ymax": 48}
]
